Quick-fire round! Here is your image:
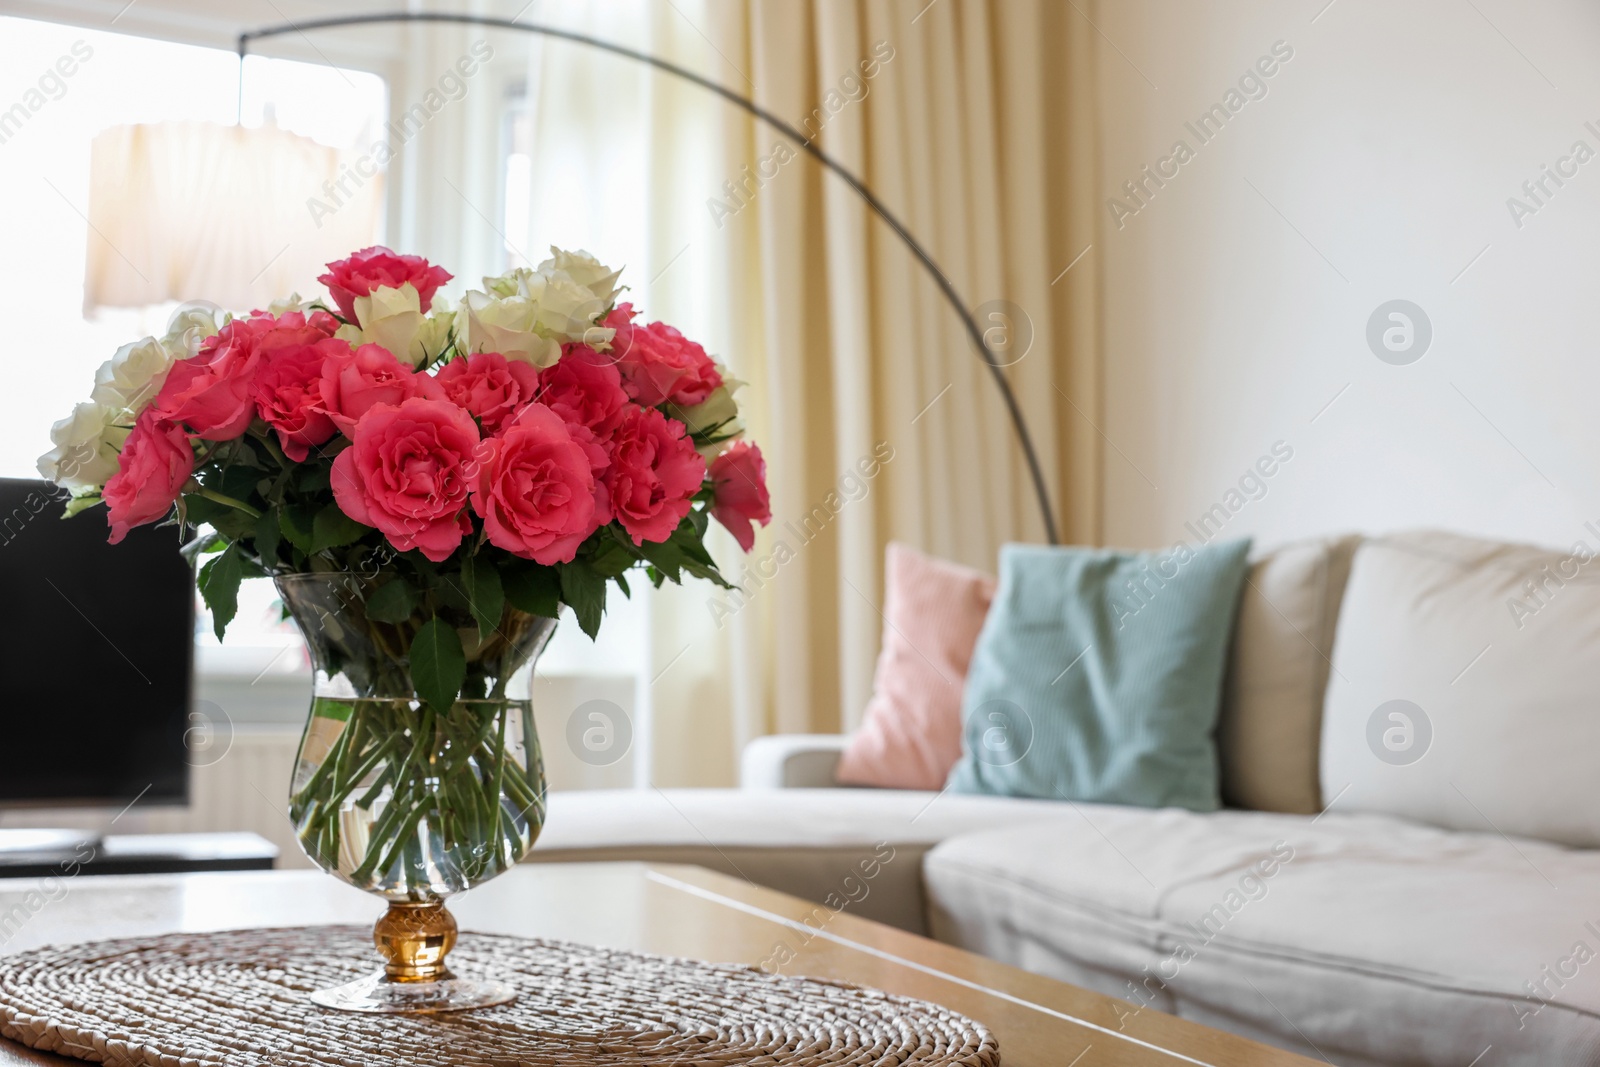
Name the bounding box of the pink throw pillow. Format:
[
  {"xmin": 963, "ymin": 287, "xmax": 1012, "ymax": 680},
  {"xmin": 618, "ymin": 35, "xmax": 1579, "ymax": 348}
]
[{"xmin": 835, "ymin": 542, "xmax": 997, "ymax": 790}]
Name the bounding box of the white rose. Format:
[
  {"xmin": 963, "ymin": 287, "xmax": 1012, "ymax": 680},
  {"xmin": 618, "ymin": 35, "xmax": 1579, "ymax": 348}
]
[
  {"xmin": 90, "ymin": 336, "xmax": 175, "ymax": 416},
  {"xmin": 533, "ymin": 273, "xmax": 615, "ymax": 346},
  {"xmin": 413, "ymin": 308, "xmax": 456, "ymax": 365},
  {"xmin": 670, "ymin": 367, "xmax": 744, "ymax": 436},
  {"xmin": 162, "ymin": 301, "xmax": 223, "ymax": 359},
  {"xmin": 457, "ymin": 288, "xmax": 562, "ymax": 367},
  {"xmin": 481, "ymin": 268, "xmax": 529, "ymax": 300},
  {"xmin": 352, "ymin": 283, "xmax": 427, "ymax": 367},
  {"xmin": 537, "ymin": 247, "xmax": 623, "ymax": 308},
  {"xmin": 473, "ymin": 255, "xmax": 620, "ymax": 350},
  {"xmin": 265, "ymin": 292, "xmax": 310, "ymax": 317},
  {"xmin": 457, "ymin": 274, "xmax": 615, "ymax": 367},
  {"xmin": 37, "ymin": 402, "xmax": 126, "ymax": 489},
  {"xmin": 672, "ymin": 389, "xmax": 741, "ymax": 438},
  {"xmin": 668, "ymin": 366, "xmax": 745, "ymax": 459}
]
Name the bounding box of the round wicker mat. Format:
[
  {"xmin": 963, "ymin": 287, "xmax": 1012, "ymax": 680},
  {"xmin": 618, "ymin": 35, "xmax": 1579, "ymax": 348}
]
[{"xmin": 0, "ymin": 926, "xmax": 999, "ymax": 1066}]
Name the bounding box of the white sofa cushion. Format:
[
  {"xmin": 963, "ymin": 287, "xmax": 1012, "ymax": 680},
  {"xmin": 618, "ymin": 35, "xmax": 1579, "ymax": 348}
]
[
  {"xmin": 530, "ymin": 788, "xmax": 1074, "ymax": 934},
  {"xmin": 1218, "ymin": 534, "xmax": 1360, "ymax": 815},
  {"xmin": 924, "ymin": 805, "xmax": 1600, "ymax": 1066},
  {"xmin": 1320, "ymin": 530, "xmax": 1600, "ymax": 847},
  {"xmin": 740, "ymin": 734, "xmax": 849, "ymax": 788}
]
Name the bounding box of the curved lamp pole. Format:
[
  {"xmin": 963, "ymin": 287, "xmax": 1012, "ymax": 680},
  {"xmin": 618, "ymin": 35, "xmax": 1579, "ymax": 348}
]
[{"xmin": 240, "ymin": 11, "xmax": 1061, "ymax": 544}]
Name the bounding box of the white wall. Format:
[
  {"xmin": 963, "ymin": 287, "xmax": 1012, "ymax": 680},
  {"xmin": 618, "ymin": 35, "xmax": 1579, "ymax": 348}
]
[{"xmin": 1096, "ymin": 0, "xmax": 1600, "ymax": 554}]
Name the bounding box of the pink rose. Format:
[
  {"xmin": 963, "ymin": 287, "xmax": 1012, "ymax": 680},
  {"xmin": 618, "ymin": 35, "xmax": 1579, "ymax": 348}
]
[
  {"xmin": 154, "ymin": 311, "xmax": 334, "ymax": 441},
  {"xmin": 540, "ymin": 343, "xmax": 630, "ymax": 439},
  {"xmin": 318, "ymin": 246, "xmax": 452, "ymax": 321},
  {"xmin": 330, "ymin": 398, "xmax": 480, "ymax": 562},
  {"xmin": 270, "ymin": 308, "xmax": 341, "ymax": 339},
  {"xmin": 254, "ymin": 337, "xmax": 344, "ymax": 461},
  {"xmin": 604, "ymin": 303, "xmax": 723, "ymax": 408},
  {"xmin": 606, "ymin": 404, "xmax": 706, "ymax": 545},
  {"xmin": 435, "ymin": 351, "xmax": 542, "ymax": 435},
  {"xmin": 318, "ymin": 342, "xmax": 443, "ymax": 438},
  {"xmin": 103, "ymin": 410, "xmax": 194, "ymax": 544},
  {"xmin": 709, "ymin": 441, "xmax": 771, "ymax": 552},
  {"xmin": 471, "ymin": 404, "xmax": 601, "ymax": 565}
]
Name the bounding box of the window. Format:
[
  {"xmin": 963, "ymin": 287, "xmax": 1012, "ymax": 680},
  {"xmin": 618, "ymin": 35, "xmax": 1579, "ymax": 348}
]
[
  {"xmin": 6, "ymin": 19, "xmax": 646, "ymax": 728},
  {"xmin": 2, "ymin": 18, "xmax": 386, "ymax": 480},
  {"xmin": 1, "ymin": 16, "xmax": 386, "ymax": 695},
  {"xmin": 491, "ymin": 81, "xmax": 652, "ymax": 685}
]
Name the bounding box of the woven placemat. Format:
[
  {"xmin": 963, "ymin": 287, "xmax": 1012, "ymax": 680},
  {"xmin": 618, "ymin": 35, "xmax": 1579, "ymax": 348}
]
[{"xmin": 0, "ymin": 926, "xmax": 999, "ymax": 1066}]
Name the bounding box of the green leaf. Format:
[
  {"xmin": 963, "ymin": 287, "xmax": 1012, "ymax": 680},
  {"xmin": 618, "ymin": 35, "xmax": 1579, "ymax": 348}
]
[
  {"xmin": 365, "ymin": 578, "xmax": 420, "ymax": 624},
  {"xmin": 312, "ymin": 504, "xmax": 368, "ymax": 553},
  {"xmin": 410, "ymin": 617, "xmax": 466, "ymax": 711},
  {"xmin": 279, "ymin": 504, "xmax": 316, "ymax": 553},
  {"xmin": 662, "ymin": 515, "xmax": 733, "ymax": 588},
  {"xmin": 630, "ymin": 515, "xmax": 720, "ymax": 585},
  {"xmin": 502, "ymin": 563, "xmax": 562, "ymax": 618},
  {"xmin": 433, "ymin": 576, "xmax": 471, "ymax": 612},
  {"xmin": 179, "ymin": 493, "xmax": 231, "ymax": 526},
  {"xmin": 558, "ymin": 562, "xmax": 607, "ymax": 639},
  {"xmin": 459, "ymin": 557, "xmax": 504, "ymax": 638},
  {"xmin": 217, "ymin": 461, "xmax": 263, "ymax": 503},
  {"xmin": 294, "ymin": 465, "xmax": 332, "ymax": 493},
  {"xmin": 637, "ymin": 538, "xmax": 687, "ymax": 584},
  {"xmin": 677, "ymin": 529, "xmax": 717, "ymax": 567},
  {"xmin": 197, "ymin": 542, "xmax": 246, "ymax": 642},
  {"xmin": 614, "ymin": 572, "xmax": 631, "ymax": 599},
  {"xmin": 228, "ymin": 438, "xmax": 263, "ymax": 469},
  {"xmin": 253, "ymin": 509, "xmax": 280, "ymax": 568},
  {"xmin": 211, "ymin": 510, "xmax": 256, "ymax": 542},
  {"xmin": 587, "ymin": 536, "xmax": 637, "ymax": 578}
]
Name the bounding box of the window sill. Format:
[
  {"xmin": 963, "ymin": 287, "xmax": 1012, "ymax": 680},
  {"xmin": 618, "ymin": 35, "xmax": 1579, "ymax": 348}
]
[{"xmin": 194, "ymin": 648, "xmax": 638, "ymax": 727}]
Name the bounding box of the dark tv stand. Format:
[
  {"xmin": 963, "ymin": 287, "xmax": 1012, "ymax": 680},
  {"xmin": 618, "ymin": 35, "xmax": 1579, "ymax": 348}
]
[{"xmin": 0, "ymin": 831, "xmax": 277, "ymax": 878}]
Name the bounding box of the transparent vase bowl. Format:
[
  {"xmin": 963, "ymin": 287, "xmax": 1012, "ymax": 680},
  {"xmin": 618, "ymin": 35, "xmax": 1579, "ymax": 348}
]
[{"xmin": 276, "ymin": 573, "xmax": 557, "ymax": 1013}]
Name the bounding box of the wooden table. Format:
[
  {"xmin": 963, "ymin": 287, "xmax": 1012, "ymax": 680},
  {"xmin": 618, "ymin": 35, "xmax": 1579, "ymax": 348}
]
[{"xmin": 0, "ymin": 862, "xmax": 1316, "ymax": 1066}]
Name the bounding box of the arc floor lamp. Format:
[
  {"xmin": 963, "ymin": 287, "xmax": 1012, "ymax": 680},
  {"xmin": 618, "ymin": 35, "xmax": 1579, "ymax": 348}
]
[{"xmin": 239, "ymin": 11, "xmax": 1060, "ymax": 543}]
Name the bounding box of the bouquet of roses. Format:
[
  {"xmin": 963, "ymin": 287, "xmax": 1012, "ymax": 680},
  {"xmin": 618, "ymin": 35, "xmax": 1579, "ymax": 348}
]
[
  {"xmin": 37, "ymin": 247, "xmax": 771, "ymax": 895},
  {"xmin": 40, "ymin": 245, "xmax": 771, "ymax": 647}
]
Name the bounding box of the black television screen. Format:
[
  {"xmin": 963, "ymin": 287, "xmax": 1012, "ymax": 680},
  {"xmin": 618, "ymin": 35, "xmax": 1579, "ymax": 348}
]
[{"xmin": 0, "ymin": 478, "xmax": 193, "ymax": 805}]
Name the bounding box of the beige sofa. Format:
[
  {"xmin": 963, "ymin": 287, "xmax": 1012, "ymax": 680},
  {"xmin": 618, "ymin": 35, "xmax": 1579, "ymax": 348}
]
[{"xmin": 532, "ymin": 531, "xmax": 1600, "ymax": 1066}]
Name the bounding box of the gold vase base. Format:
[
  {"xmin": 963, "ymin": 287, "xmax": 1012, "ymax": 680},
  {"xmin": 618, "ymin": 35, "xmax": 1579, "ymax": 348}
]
[
  {"xmin": 310, "ymin": 972, "xmax": 517, "ymax": 1014},
  {"xmin": 310, "ymin": 900, "xmax": 514, "ymax": 1013}
]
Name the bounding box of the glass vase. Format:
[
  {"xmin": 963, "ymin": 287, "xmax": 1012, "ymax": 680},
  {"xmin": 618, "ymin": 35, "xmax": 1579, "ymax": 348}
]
[{"xmin": 276, "ymin": 572, "xmax": 556, "ymax": 1014}]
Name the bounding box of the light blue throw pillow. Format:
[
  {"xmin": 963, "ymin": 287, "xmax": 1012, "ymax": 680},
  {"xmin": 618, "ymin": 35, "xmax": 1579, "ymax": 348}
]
[{"xmin": 947, "ymin": 539, "xmax": 1251, "ymax": 811}]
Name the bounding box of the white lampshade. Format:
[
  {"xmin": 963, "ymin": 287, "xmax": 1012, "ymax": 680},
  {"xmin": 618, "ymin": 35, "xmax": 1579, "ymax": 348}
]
[{"xmin": 83, "ymin": 121, "xmax": 383, "ymax": 314}]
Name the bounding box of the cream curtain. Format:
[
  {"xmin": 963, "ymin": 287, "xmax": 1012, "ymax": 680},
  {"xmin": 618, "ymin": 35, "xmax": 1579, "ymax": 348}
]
[{"xmin": 510, "ymin": 0, "xmax": 1100, "ymax": 785}]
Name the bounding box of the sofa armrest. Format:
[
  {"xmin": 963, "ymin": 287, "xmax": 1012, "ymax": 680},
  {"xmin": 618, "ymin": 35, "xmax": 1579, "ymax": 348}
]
[{"xmin": 740, "ymin": 734, "xmax": 851, "ymax": 789}]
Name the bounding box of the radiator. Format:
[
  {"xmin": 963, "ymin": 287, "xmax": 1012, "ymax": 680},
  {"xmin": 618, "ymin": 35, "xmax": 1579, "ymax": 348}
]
[
  {"xmin": 149, "ymin": 726, "xmax": 309, "ymax": 868},
  {"xmin": 2, "ymin": 674, "xmax": 638, "ymax": 868}
]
